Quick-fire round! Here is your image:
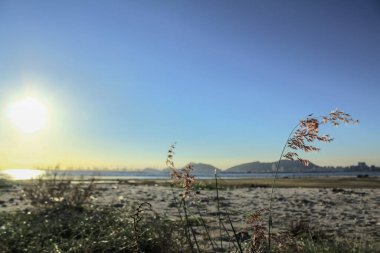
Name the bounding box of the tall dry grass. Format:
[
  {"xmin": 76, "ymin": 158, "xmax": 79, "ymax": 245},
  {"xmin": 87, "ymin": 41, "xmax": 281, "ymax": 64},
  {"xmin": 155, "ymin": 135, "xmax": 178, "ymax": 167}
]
[{"xmin": 166, "ymin": 109, "xmax": 359, "ymax": 253}]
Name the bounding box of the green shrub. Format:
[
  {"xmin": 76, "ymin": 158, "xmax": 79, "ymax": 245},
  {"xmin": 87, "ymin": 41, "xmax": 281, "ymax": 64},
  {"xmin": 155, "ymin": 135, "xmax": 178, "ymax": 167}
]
[
  {"xmin": 0, "ymin": 205, "xmax": 188, "ymax": 253},
  {"xmin": 23, "ymin": 175, "xmax": 96, "ymax": 209},
  {"xmin": 0, "ymin": 179, "xmax": 12, "ymax": 189}
]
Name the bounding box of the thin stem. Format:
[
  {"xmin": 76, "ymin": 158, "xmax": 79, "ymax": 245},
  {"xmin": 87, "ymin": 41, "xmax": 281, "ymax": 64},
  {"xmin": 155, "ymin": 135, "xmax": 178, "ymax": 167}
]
[
  {"xmin": 195, "ymin": 205, "xmax": 217, "ymax": 252},
  {"xmin": 268, "ymin": 122, "xmax": 299, "ymax": 251},
  {"xmin": 268, "ymin": 114, "xmax": 330, "ymax": 250},
  {"xmin": 183, "ymin": 198, "xmax": 200, "ymax": 253},
  {"xmin": 220, "ymin": 218, "xmax": 235, "ymax": 249},
  {"xmin": 226, "ymin": 212, "xmax": 243, "ymax": 253},
  {"xmin": 170, "ymin": 185, "xmax": 193, "ymax": 252},
  {"xmin": 215, "ymin": 170, "xmax": 223, "ymax": 250}
]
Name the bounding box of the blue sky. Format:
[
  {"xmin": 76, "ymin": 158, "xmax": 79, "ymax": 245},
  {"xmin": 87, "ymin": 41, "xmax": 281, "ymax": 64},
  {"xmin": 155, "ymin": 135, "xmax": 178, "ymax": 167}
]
[{"xmin": 0, "ymin": 0, "xmax": 379, "ymax": 169}]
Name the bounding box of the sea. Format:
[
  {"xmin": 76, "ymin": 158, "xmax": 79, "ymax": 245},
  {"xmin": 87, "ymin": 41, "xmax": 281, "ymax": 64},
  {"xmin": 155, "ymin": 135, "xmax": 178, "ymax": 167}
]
[{"xmin": 1, "ymin": 169, "xmax": 380, "ymax": 180}]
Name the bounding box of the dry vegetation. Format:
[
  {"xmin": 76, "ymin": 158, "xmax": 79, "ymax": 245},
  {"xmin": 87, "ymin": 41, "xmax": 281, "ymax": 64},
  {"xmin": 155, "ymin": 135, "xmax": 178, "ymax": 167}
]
[{"xmin": 1, "ymin": 109, "xmax": 379, "ymax": 252}]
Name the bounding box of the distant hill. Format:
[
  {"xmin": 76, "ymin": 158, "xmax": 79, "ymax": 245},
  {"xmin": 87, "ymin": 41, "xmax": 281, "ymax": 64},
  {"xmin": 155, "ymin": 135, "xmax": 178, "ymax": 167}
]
[
  {"xmin": 190, "ymin": 162, "xmax": 221, "ymax": 175},
  {"xmin": 133, "ymin": 160, "xmax": 378, "ymax": 175},
  {"xmin": 225, "ymin": 160, "xmax": 319, "ymax": 173},
  {"xmin": 141, "ymin": 168, "xmax": 165, "ymax": 174},
  {"xmin": 162, "ymin": 162, "xmax": 221, "ymax": 176}
]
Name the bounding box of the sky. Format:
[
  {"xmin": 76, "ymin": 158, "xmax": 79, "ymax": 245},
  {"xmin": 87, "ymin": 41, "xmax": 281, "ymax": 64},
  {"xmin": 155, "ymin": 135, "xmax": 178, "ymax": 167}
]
[{"xmin": 0, "ymin": 0, "xmax": 379, "ymax": 170}]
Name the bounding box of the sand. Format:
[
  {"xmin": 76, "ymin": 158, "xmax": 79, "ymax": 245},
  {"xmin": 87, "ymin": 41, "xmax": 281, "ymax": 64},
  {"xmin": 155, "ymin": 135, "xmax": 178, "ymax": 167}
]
[{"xmin": 1, "ymin": 180, "xmax": 379, "ymax": 243}]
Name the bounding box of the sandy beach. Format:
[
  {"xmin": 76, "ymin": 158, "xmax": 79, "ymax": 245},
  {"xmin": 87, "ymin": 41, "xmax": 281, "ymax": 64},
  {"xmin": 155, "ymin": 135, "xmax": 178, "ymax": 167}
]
[{"xmin": 1, "ymin": 178, "xmax": 379, "ymax": 244}]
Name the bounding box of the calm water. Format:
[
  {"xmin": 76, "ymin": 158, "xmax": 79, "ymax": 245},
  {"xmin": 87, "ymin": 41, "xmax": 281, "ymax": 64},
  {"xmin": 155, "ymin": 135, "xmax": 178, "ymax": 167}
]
[{"xmin": 1, "ymin": 169, "xmax": 379, "ymax": 180}]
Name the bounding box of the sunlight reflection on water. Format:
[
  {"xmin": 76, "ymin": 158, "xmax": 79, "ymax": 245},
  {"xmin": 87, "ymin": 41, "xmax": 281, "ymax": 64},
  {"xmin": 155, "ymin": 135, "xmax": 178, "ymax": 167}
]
[{"xmin": 1, "ymin": 169, "xmax": 46, "ymax": 180}]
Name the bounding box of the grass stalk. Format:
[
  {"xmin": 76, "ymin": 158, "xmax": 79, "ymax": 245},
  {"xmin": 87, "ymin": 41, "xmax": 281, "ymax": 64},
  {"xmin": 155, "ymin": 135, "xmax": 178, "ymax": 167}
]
[
  {"xmin": 182, "ymin": 198, "xmax": 201, "ymax": 253},
  {"xmin": 220, "ymin": 217, "xmax": 237, "ymax": 250},
  {"xmin": 170, "ymin": 185, "xmax": 194, "ymax": 252},
  {"xmin": 215, "ymin": 170, "xmax": 223, "ymax": 250},
  {"xmin": 268, "ymin": 123, "xmax": 299, "ymax": 251},
  {"xmin": 195, "ymin": 205, "xmax": 217, "ymax": 252},
  {"xmin": 226, "ymin": 212, "xmax": 243, "ymax": 253},
  {"xmin": 268, "ymin": 110, "xmax": 358, "ymax": 251}
]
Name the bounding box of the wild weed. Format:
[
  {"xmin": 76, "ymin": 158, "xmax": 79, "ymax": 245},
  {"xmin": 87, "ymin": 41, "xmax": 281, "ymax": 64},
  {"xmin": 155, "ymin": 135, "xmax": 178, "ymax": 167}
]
[
  {"xmin": 23, "ymin": 173, "xmax": 96, "ymax": 209},
  {"xmin": 0, "ymin": 205, "xmax": 185, "ymax": 253},
  {"xmin": 0, "ymin": 179, "xmax": 12, "ymax": 189},
  {"xmin": 268, "ymin": 109, "xmax": 358, "ymax": 250},
  {"xmin": 165, "ymin": 108, "xmax": 358, "ymax": 253}
]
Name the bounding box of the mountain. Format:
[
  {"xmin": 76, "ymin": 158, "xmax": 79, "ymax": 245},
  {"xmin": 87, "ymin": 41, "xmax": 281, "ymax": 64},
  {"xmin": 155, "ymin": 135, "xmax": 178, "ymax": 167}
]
[
  {"xmin": 141, "ymin": 168, "xmax": 164, "ymax": 174},
  {"xmin": 225, "ymin": 160, "xmax": 319, "ymax": 173},
  {"xmin": 162, "ymin": 162, "xmax": 221, "ymax": 176},
  {"xmin": 190, "ymin": 162, "xmax": 221, "ymax": 175}
]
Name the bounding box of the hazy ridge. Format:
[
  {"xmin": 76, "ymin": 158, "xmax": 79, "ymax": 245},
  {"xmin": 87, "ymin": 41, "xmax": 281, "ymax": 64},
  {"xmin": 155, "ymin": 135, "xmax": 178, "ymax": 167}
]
[{"xmin": 144, "ymin": 161, "xmax": 379, "ymax": 174}]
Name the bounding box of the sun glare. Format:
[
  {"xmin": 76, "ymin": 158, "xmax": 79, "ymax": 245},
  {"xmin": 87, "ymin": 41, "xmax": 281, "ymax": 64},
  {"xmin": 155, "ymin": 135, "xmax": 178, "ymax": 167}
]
[
  {"xmin": 8, "ymin": 97, "xmax": 48, "ymax": 133},
  {"xmin": 1, "ymin": 169, "xmax": 45, "ymax": 180}
]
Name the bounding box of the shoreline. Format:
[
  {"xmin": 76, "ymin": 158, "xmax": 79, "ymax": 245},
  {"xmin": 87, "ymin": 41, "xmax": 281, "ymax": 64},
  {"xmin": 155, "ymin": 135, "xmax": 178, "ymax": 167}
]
[{"xmin": 6, "ymin": 176, "xmax": 380, "ymax": 188}]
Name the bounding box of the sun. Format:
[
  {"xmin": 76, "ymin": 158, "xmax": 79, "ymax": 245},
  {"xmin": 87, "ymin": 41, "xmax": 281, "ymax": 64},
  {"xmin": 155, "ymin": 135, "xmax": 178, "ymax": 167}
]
[
  {"xmin": 2, "ymin": 169, "xmax": 45, "ymax": 180},
  {"xmin": 8, "ymin": 97, "xmax": 48, "ymax": 133}
]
